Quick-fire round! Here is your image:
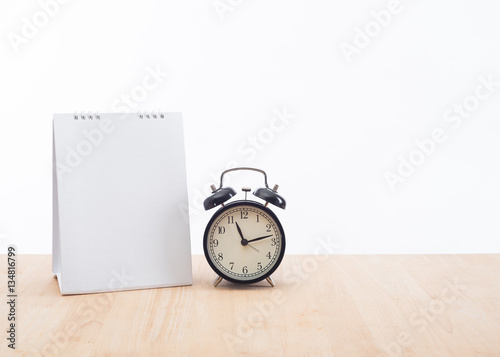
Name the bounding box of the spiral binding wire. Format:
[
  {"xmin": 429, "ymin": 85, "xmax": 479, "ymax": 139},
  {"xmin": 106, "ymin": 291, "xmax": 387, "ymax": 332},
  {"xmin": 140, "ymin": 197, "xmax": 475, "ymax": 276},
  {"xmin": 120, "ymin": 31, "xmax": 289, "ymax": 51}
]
[
  {"xmin": 71, "ymin": 111, "xmax": 166, "ymax": 120},
  {"xmin": 72, "ymin": 112, "xmax": 101, "ymax": 120},
  {"xmin": 137, "ymin": 111, "xmax": 165, "ymax": 119}
]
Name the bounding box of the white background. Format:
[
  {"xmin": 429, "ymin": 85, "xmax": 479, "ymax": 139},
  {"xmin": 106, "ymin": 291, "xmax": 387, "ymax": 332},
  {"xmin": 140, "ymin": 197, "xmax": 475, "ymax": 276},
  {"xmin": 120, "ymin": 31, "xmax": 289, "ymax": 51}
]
[{"xmin": 1, "ymin": 0, "xmax": 499, "ymax": 255}]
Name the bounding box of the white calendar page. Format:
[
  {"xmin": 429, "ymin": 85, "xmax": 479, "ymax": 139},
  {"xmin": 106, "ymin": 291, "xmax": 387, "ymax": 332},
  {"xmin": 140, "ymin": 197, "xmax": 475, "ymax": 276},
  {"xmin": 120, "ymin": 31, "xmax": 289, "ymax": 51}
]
[{"xmin": 52, "ymin": 113, "xmax": 192, "ymax": 295}]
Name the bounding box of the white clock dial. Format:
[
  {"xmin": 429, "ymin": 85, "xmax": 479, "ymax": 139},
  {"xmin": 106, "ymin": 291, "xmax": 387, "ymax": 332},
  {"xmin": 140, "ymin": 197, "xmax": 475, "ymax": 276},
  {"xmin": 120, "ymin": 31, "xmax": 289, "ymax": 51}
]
[{"xmin": 205, "ymin": 203, "xmax": 284, "ymax": 282}]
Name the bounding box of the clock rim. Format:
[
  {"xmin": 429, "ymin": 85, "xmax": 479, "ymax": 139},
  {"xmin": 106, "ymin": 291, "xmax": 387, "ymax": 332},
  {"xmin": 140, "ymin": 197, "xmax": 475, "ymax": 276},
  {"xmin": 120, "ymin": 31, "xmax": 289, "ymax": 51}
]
[{"xmin": 203, "ymin": 200, "xmax": 286, "ymax": 285}]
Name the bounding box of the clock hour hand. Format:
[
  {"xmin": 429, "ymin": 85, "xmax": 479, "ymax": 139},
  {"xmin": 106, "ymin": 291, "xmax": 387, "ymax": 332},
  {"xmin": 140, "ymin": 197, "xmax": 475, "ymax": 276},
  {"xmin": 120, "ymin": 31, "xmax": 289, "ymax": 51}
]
[
  {"xmin": 236, "ymin": 222, "xmax": 260, "ymax": 252},
  {"xmin": 246, "ymin": 234, "xmax": 273, "ymax": 243},
  {"xmin": 235, "ymin": 222, "xmax": 245, "ymax": 241}
]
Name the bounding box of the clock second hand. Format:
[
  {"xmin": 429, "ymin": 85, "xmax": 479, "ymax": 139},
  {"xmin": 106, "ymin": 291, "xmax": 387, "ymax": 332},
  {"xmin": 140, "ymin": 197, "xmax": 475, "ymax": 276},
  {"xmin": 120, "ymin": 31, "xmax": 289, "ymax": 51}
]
[{"xmin": 247, "ymin": 243, "xmax": 260, "ymax": 253}]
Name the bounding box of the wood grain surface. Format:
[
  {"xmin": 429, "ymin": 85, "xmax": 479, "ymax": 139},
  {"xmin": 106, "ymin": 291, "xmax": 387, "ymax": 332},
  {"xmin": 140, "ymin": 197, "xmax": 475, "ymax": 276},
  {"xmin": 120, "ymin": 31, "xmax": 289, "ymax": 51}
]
[{"xmin": 1, "ymin": 255, "xmax": 499, "ymax": 356}]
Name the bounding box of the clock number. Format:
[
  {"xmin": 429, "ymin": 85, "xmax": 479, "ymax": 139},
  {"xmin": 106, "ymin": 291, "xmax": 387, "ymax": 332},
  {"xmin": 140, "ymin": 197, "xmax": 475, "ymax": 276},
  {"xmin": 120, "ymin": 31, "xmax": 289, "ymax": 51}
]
[
  {"xmin": 256, "ymin": 215, "xmax": 259, "ymax": 222},
  {"xmin": 213, "ymin": 239, "xmax": 219, "ymax": 247},
  {"xmin": 227, "ymin": 216, "xmax": 234, "ymax": 224},
  {"xmin": 218, "ymin": 253, "xmax": 223, "ymax": 261},
  {"xmin": 229, "ymin": 262, "xmax": 234, "ymax": 270},
  {"xmin": 257, "ymin": 262, "xmax": 262, "ymax": 270},
  {"xmin": 266, "ymin": 252, "xmax": 271, "ymax": 259},
  {"xmin": 218, "ymin": 226, "xmax": 225, "ymax": 234},
  {"xmin": 240, "ymin": 211, "xmax": 248, "ymax": 219},
  {"xmin": 271, "ymin": 238, "xmax": 277, "ymax": 246},
  {"xmin": 266, "ymin": 224, "xmax": 271, "ymax": 232},
  {"xmin": 242, "ymin": 266, "xmax": 248, "ymax": 274}
]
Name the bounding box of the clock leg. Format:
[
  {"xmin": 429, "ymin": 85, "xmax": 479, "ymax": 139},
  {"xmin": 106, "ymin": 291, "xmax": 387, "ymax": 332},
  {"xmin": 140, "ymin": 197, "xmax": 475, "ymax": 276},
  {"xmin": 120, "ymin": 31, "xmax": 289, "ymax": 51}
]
[
  {"xmin": 213, "ymin": 276, "xmax": 223, "ymax": 287},
  {"xmin": 266, "ymin": 276, "xmax": 275, "ymax": 287}
]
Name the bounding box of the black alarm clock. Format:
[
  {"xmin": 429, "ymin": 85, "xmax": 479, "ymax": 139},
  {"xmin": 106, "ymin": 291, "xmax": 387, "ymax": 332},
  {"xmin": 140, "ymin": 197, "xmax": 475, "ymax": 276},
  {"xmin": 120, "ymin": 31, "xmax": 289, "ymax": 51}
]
[{"xmin": 203, "ymin": 167, "xmax": 286, "ymax": 287}]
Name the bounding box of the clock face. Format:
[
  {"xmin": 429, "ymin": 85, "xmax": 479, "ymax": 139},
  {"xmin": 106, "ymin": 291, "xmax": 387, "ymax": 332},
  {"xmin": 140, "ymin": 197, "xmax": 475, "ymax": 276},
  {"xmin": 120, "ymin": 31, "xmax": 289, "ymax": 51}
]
[{"xmin": 203, "ymin": 201, "xmax": 285, "ymax": 284}]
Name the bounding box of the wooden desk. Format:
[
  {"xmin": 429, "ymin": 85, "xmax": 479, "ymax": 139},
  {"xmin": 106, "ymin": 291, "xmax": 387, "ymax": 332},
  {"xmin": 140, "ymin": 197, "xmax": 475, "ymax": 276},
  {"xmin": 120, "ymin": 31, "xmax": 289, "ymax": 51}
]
[{"xmin": 1, "ymin": 255, "xmax": 499, "ymax": 356}]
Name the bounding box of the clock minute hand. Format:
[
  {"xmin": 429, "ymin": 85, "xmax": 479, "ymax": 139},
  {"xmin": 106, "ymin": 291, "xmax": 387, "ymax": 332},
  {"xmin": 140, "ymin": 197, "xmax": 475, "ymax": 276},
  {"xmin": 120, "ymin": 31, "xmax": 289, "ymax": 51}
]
[{"xmin": 246, "ymin": 234, "xmax": 273, "ymax": 243}]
